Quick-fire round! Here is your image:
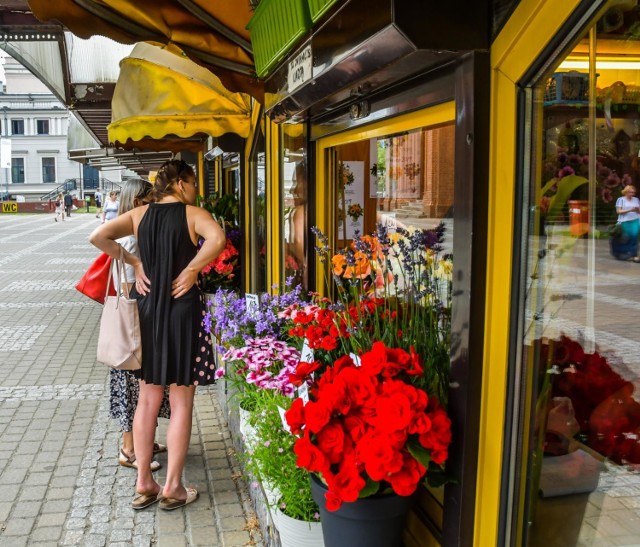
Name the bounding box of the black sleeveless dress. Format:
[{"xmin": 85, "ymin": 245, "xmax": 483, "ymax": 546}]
[{"xmin": 134, "ymin": 202, "xmax": 215, "ymax": 386}]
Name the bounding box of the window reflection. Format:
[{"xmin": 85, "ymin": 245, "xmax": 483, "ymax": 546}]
[
  {"xmin": 251, "ymin": 130, "xmax": 267, "ymax": 294},
  {"xmin": 282, "ymin": 125, "xmax": 308, "ymax": 288},
  {"xmin": 334, "ymin": 124, "xmax": 454, "ymax": 255},
  {"xmin": 522, "ymin": 5, "xmax": 640, "ymax": 546}
]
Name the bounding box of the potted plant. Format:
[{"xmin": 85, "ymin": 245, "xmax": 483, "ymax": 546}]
[
  {"xmin": 244, "ymin": 391, "xmax": 324, "ymax": 547},
  {"xmin": 220, "ymin": 335, "xmax": 300, "ymax": 447},
  {"xmin": 278, "ymin": 224, "xmax": 454, "ymax": 547},
  {"xmin": 285, "ymin": 343, "xmax": 451, "ymax": 547},
  {"xmin": 207, "ymin": 282, "xmax": 307, "ymax": 444}
]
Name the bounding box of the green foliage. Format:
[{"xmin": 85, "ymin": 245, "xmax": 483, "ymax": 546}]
[
  {"xmin": 541, "ymin": 175, "xmax": 588, "ymax": 222},
  {"xmin": 198, "ymin": 192, "xmax": 239, "ymax": 226},
  {"xmin": 242, "ymin": 391, "xmax": 320, "ymax": 522}
]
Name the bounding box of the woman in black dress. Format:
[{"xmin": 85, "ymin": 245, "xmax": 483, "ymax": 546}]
[{"xmin": 90, "ymin": 160, "xmax": 225, "ymax": 510}]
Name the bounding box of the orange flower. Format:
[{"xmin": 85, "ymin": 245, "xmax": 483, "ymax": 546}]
[
  {"xmin": 332, "ymin": 254, "xmax": 347, "ymax": 276},
  {"xmin": 353, "ymin": 235, "xmax": 382, "ymax": 258},
  {"xmin": 344, "ymin": 251, "xmax": 371, "ymax": 279},
  {"xmin": 333, "ymin": 252, "xmax": 371, "ymax": 279}
]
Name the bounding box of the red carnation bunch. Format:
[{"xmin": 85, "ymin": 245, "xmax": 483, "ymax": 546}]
[
  {"xmin": 285, "ymin": 341, "xmax": 452, "ymax": 511},
  {"xmin": 203, "ymin": 239, "xmax": 238, "ymax": 277},
  {"xmin": 287, "ymin": 304, "xmax": 350, "ymax": 352},
  {"xmin": 200, "ymin": 239, "xmax": 239, "ymax": 291}
]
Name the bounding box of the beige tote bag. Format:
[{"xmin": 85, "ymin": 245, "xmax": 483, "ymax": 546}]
[{"xmin": 96, "ymin": 247, "xmax": 142, "ymax": 371}]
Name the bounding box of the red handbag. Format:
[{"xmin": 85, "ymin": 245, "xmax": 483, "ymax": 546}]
[{"xmin": 75, "ymin": 252, "xmax": 116, "ymax": 304}]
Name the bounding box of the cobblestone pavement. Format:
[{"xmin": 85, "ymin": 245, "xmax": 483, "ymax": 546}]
[{"xmin": 0, "ymin": 213, "xmax": 262, "ymax": 547}]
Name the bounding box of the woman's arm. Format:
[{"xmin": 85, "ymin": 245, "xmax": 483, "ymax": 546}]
[
  {"xmin": 171, "ymin": 207, "xmax": 226, "ymax": 298},
  {"xmin": 89, "ymin": 208, "xmax": 151, "ymax": 293}
]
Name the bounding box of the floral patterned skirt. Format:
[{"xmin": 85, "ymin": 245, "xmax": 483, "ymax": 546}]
[{"xmin": 109, "ymin": 370, "xmax": 171, "ymax": 432}]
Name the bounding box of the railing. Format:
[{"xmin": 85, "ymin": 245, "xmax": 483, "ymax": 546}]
[
  {"xmin": 39, "ymin": 179, "xmax": 78, "ymax": 201},
  {"xmin": 83, "ymin": 178, "xmax": 122, "ymax": 193},
  {"xmin": 39, "ymin": 178, "xmax": 122, "ymax": 201}
]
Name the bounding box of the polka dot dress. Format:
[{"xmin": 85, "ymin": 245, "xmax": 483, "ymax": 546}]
[{"xmin": 192, "ymin": 300, "xmax": 216, "ymax": 386}]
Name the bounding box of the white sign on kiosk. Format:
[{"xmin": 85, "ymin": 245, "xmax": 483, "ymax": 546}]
[
  {"xmin": 245, "ymin": 293, "xmax": 260, "ymax": 317},
  {"xmin": 288, "ymin": 45, "xmax": 312, "ymax": 92}
]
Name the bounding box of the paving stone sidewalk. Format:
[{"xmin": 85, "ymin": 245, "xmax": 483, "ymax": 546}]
[{"xmin": 0, "ymin": 213, "xmax": 261, "ymax": 546}]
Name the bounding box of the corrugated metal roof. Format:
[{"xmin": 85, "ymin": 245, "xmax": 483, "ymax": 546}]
[
  {"xmin": 0, "ymin": 40, "xmax": 65, "ymax": 99},
  {"xmin": 64, "ymin": 33, "xmax": 133, "ymax": 83}
]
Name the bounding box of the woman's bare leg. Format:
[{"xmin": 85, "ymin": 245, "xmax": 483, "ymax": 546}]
[
  {"xmin": 133, "ymin": 381, "xmax": 163, "ymax": 495},
  {"xmin": 162, "ymin": 384, "xmax": 196, "ymax": 500},
  {"xmin": 121, "ymin": 431, "xmax": 134, "ymax": 456}
]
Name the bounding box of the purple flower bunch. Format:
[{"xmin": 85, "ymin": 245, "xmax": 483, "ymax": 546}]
[
  {"xmin": 221, "ymin": 336, "xmax": 300, "ymax": 397},
  {"xmin": 205, "ymin": 282, "xmax": 308, "ymax": 351}
]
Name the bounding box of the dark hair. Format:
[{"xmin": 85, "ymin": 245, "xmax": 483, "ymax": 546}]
[
  {"xmin": 152, "ymin": 159, "xmax": 195, "ymax": 201},
  {"xmin": 294, "ymin": 160, "xmax": 306, "ymax": 183}
]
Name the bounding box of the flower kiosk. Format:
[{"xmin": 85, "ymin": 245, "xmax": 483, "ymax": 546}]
[{"xmin": 26, "ymin": 0, "xmax": 640, "ymax": 545}]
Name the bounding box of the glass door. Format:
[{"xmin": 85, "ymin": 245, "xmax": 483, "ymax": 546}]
[
  {"xmin": 315, "ymin": 103, "xmax": 456, "ymax": 545},
  {"xmin": 511, "ymin": 3, "xmax": 640, "ymax": 545}
]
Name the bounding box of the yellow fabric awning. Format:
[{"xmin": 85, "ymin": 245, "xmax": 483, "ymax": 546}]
[
  {"xmin": 108, "ymin": 42, "xmax": 252, "ymax": 152},
  {"xmin": 28, "ymin": 0, "xmax": 263, "ymax": 101}
]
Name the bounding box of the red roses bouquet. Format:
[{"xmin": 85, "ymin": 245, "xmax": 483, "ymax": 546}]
[{"xmin": 285, "ymin": 341, "xmax": 452, "ymax": 511}]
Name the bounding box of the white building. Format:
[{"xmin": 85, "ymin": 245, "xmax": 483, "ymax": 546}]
[{"xmin": 0, "ymin": 53, "xmax": 121, "ymax": 200}]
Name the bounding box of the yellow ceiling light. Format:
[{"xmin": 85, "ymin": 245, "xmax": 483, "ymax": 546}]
[
  {"xmin": 559, "ymin": 60, "xmax": 640, "ymax": 70},
  {"xmin": 559, "ymin": 55, "xmax": 640, "ymax": 70}
]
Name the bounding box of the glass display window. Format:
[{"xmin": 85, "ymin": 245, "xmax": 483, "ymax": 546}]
[
  {"xmin": 250, "ymin": 128, "xmax": 267, "ymax": 294},
  {"xmin": 330, "ymin": 124, "xmax": 454, "ymax": 257},
  {"xmin": 282, "ymin": 123, "xmax": 308, "ymax": 288},
  {"xmin": 513, "ymin": 3, "xmax": 640, "ymax": 545}
]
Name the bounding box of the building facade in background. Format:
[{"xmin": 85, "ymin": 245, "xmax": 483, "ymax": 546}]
[{"xmin": 0, "ymin": 54, "xmax": 81, "ymax": 198}]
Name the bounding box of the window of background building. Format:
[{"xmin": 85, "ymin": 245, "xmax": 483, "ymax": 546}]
[
  {"xmin": 11, "ymin": 157, "xmax": 24, "ymax": 183},
  {"xmin": 41, "ymin": 157, "xmax": 55, "ymax": 183},
  {"xmin": 512, "ymin": 3, "xmax": 640, "ymax": 546},
  {"xmin": 36, "ymin": 119, "xmax": 49, "ymax": 135},
  {"xmin": 11, "ymin": 119, "xmax": 24, "ymax": 135}
]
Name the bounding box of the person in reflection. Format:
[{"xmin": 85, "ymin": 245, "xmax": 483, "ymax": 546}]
[
  {"xmin": 90, "ymin": 160, "xmax": 225, "ymax": 511},
  {"xmin": 612, "ymin": 184, "xmax": 640, "ymax": 262},
  {"xmin": 284, "ymin": 161, "xmax": 306, "ymax": 281}
]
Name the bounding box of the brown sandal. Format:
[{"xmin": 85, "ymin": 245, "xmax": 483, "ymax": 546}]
[
  {"xmin": 159, "ymin": 488, "xmax": 199, "ymax": 511},
  {"xmin": 119, "ymin": 449, "xmax": 162, "ymax": 472},
  {"xmin": 132, "ymin": 491, "xmax": 162, "ymax": 510}
]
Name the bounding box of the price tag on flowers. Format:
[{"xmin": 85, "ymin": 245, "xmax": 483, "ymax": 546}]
[
  {"xmin": 299, "ymin": 339, "xmax": 314, "ymax": 364},
  {"xmin": 278, "ymin": 406, "xmax": 291, "ymax": 433},
  {"xmin": 297, "ymin": 382, "xmax": 309, "ymax": 403},
  {"xmin": 244, "ymin": 293, "xmax": 259, "ymax": 317}
]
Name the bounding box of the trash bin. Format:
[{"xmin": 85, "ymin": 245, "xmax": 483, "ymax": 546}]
[{"xmin": 568, "ymin": 200, "xmax": 589, "ymax": 237}]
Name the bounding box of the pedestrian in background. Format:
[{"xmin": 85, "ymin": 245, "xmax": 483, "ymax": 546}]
[
  {"xmin": 109, "ymin": 178, "xmax": 171, "ymax": 473},
  {"xmin": 54, "ymin": 192, "xmax": 65, "ymax": 222},
  {"xmin": 102, "ymin": 191, "xmax": 119, "ymax": 223},
  {"xmin": 95, "ymin": 188, "xmax": 103, "ymax": 219},
  {"xmin": 613, "ymin": 184, "xmax": 640, "ymax": 261},
  {"xmin": 64, "ymin": 191, "xmax": 73, "ymax": 217},
  {"xmin": 90, "ymin": 159, "xmax": 225, "ymax": 511}
]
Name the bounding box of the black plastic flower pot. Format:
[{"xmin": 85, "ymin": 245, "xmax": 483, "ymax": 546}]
[{"xmin": 310, "ymin": 473, "xmax": 415, "ymax": 547}]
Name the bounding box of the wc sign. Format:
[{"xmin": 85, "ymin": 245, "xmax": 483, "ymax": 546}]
[{"xmin": 1, "ymin": 202, "xmax": 17, "ymax": 213}]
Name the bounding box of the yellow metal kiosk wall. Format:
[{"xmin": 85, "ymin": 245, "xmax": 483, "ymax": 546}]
[{"xmin": 477, "ymin": 0, "xmax": 586, "ymax": 545}]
